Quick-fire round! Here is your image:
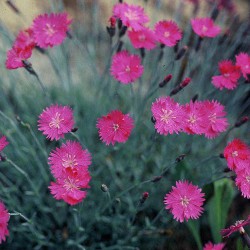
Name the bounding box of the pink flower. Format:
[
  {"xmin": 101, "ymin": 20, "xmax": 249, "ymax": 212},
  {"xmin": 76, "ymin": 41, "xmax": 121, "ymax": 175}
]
[
  {"xmin": 236, "ymin": 52, "xmax": 250, "ymax": 80},
  {"xmin": 96, "ymin": 110, "xmax": 134, "ymax": 146},
  {"xmin": 14, "ymin": 28, "xmax": 36, "ymax": 50},
  {"xmin": 110, "ymin": 51, "xmax": 144, "ymax": 84},
  {"xmin": 182, "ymin": 101, "xmax": 208, "ymax": 135},
  {"xmin": 224, "ymin": 139, "xmax": 250, "ymax": 171},
  {"xmin": 203, "ymin": 242, "xmax": 225, "ymax": 250},
  {"xmin": 113, "ymin": 3, "xmax": 149, "ymax": 31},
  {"xmin": 221, "ymin": 215, "xmax": 250, "ymax": 237},
  {"xmin": 212, "ymin": 60, "xmax": 241, "ymax": 90},
  {"xmin": 38, "ymin": 104, "xmax": 75, "ymax": 141},
  {"xmin": 33, "ymin": 12, "xmax": 72, "ymax": 48},
  {"xmin": 128, "ymin": 27, "xmax": 156, "ymax": 50},
  {"xmin": 235, "ymin": 168, "xmax": 250, "ymax": 199},
  {"xmin": 154, "ymin": 20, "xmax": 182, "ymax": 47},
  {"xmin": 49, "ymin": 141, "xmax": 91, "ymax": 179},
  {"xmin": 202, "ymin": 100, "xmax": 229, "ymax": 139},
  {"xmin": 5, "ymin": 46, "xmax": 32, "ymax": 69},
  {"xmin": 164, "ymin": 180, "xmax": 205, "ymax": 222},
  {"xmin": 191, "ymin": 18, "xmax": 221, "ymax": 38},
  {"xmin": 151, "ymin": 96, "xmax": 185, "ymax": 135},
  {"xmin": 0, "ymin": 136, "xmax": 8, "ymax": 152},
  {"xmin": 0, "ymin": 201, "xmax": 9, "ymax": 244}
]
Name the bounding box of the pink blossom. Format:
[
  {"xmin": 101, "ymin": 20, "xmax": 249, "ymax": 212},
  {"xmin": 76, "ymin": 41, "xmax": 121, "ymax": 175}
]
[
  {"xmin": 151, "ymin": 96, "xmax": 186, "ymax": 135},
  {"xmin": 0, "ymin": 201, "xmax": 9, "ymax": 244},
  {"xmin": 212, "ymin": 60, "xmax": 241, "ymax": 90},
  {"xmin": 14, "ymin": 28, "xmax": 36, "ymax": 50},
  {"xmin": 96, "ymin": 110, "xmax": 134, "ymax": 146},
  {"xmin": 49, "ymin": 141, "xmax": 92, "ymax": 179},
  {"xmin": 203, "ymin": 242, "xmax": 225, "ymax": 250},
  {"xmin": 236, "ymin": 52, "xmax": 250, "ymax": 80},
  {"xmin": 164, "ymin": 180, "xmax": 205, "ymax": 222},
  {"xmin": 38, "ymin": 104, "xmax": 75, "ymax": 141},
  {"xmin": 235, "ymin": 168, "xmax": 250, "ymax": 199},
  {"xmin": 110, "ymin": 50, "xmax": 144, "ymax": 84},
  {"xmin": 33, "ymin": 12, "xmax": 72, "ymax": 48},
  {"xmin": 191, "ymin": 18, "xmax": 221, "ymax": 38},
  {"xmin": 0, "ymin": 136, "xmax": 8, "ymax": 152},
  {"xmin": 113, "ymin": 3, "xmax": 149, "ymax": 31},
  {"xmin": 128, "ymin": 27, "xmax": 156, "ymax": 50},
  {"xmin": 154, "ymin": 20, "xmax": 182, "ymax": 47}
]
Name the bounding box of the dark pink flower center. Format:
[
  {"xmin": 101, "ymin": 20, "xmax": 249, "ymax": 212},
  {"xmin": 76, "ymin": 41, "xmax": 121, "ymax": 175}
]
[
  {"xmin": 246, "ymin": 175, "xmax": 250, "ymax": 183},
  {"xmin": 62, "ymin": 154, "xmax": 78, "ymax": 168},
  {"xmin": 160, "ymin": 109, "xmax": 175, "ymax": 124},
  {"xmin": 113, "ymin": 123, "xmax": 119, "ymax": 131},
  {"xmin": 64, "ymin": 178, "xmax": 80, "ymax": 191},
  {"xmin": 209, "ymin": 113, "xmax": 217, "ymax": 123},
  {"xmin": 180, "ymin": 196, "xmax": 190, "ymax": 207},
  {"xmin": 49, "ymin": 112, "xmax": 64, "ymax": 129},
  {"xmin": 125, "ymin": 66, "xmax": 131, "ymax": 72},
  {"xmin": 138, "ymin": 34, "xmax": 146, "ymax": 41},
  {"xmin": 202, "ymin": 25, "xmax": 208, "ymax": 33},
  {"xmin": 188, "ymin": 114, "xmax": 197, "ymax": 124},
  {"xmin": 124, "ymin": 9, "xmax": 139, "ymax": 21},
  {"xmin": 224, "ymin": 73, "xmax": 230, "ymax": 78},
  {"xmin": 164, "ymin": 31, "xmax": 170, "ymax": 38},
  {"xmin": 45, "ymin": 23, "xmax": 55, "ymax": 36},
  {"xmin": 232, "ymin": 151, "xmax": 238, "ymax": 157}
]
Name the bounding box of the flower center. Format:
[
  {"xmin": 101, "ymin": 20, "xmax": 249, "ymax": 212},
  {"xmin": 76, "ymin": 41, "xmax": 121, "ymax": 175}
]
[
  {"xmin": 160, "ymin": 109, "xmax": 175, "ymax": 124},
  {"xmin": 188, "ymin": 114, "xmax": 197, "ymax": 124},
  {"xmin": 224, "ymin": 73, "xmax": 230, "ymax": 78},
  {"xmin": 181, "ymin": 196, "xmax": 190, "ymax": 207},
  {"xmin": 63, "ymin": 178, "xmax": 79, "ymax": 191},
  {"xmin": 232, "ymin": 151, "xmax": 238, "ymax": 157},
  {"xmin": 138, "ymin": 34, "xmax": 146, "ymax": 41},
  {"xmin": 62, "ymin": 154, "xmax": 78, "ymax": 168},
  {"xmin": 164, "ymin": 31, "xmax": 170, "ymax": 38},
  {"xmin": 246, "ymin": 175, "xmax": 250, "ymax": 183},
  {"xmin": 125, "ymin": 66, "xmax": 131, "ymax": 72},
  {"xmin": 245, "ymin": 65, "xmax": 249, "ymax": 69},
  {"xmin": 202, "ymin": 25, "xmax": 208, "ymax": 32},
  {"xmin": 49, "ymin": 112, "xmax": 64, "ymax": 129},
  {"xmin": 209, "ymin": 113, "xmax": 217, "ymax": 123},
  {"xmin": 45, "ymin": 23, "xmax": 55, "ymax": 36},
  {"xmin": 113, "ymin": 123, "xmax": 119, "ymax": 131},
  {"xmin": 124, "ymin": 9, "xmax": 139, "ymax": 21}
]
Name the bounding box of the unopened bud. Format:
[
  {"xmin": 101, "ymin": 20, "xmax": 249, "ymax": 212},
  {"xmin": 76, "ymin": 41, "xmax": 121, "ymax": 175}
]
[
  {"xmin": 119, "ymin": 26, "xmax": 127, "ymax": 37},
  {"xmin": 151, "ymin": 116, "xmax": 156, "ymax": 124},
  {"xmin": 0, "ymin": 154, "xmax": 6, "ymax": 162},
  {"xmin": 211, "ymin": 7, "xmax": 219, "ymax": 20},
  {"xmin": 192, "ymin": 94, "xmax": 199, "ymax": 102},
  {"xmin": 15, "ymin": 115, "xmax": 21, "ymax": 123},
  {"xmin": 159, "ymin": 74, "xmax": 172, "ymax": 88},
  {"xmin": 109, "ymin": 16, "xmax": 116, "ymax": 28},
  {"xmin": 140, "ymin": 48, "xmax": 145, "ymax": 59},
  {"xmin": 219, "ymin": 153, "xmax": 225, "ymax": 158},
  {"xmin": 71, "ymin": 127, "xmax": 78, "ymax": 132},
  {"xmin": 195, "ymin": 37, "xmax": 203, "ymax": 52},
  {"xmin": 139, "ymin": 192, "xmax": 149, "ymax": 206},
  {"xmin": 151, "ymin": 176, "xmax": 162, "ymax": 182},
  {"xmin": 180, "ymin": 77, "xmax": 191, "ymax": 88},
  {"xmin": 101, "ymin": 184, "xmax": 109, "ymax": 192},
  {"xmin": 175, "ymin": 154, "xmax": 186, "ymax": 163},
  {"xmin": 175, "ymin": 46, "xmax": 188, "ymax": 60},
  {"xmin": 6, "ymin": 0, "xmax": 20, "ymax": 14},
  {"xmin": 116, "ymin": 40, "xmax": 123, "ymax": 52},
  {"xmin": 234, "ymin": 116, "xmax": 249, "ymax": 128},
  {"xmin": 66, "ymin": 31, "xmax": 73, "ymax": 39},
  {"xmin": 118, "ymin": 19, "xmax": 123, "ymax": 29}
]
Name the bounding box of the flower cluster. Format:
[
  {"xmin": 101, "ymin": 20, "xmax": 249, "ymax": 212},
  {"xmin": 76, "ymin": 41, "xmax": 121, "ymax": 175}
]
[
  {"xmin": 224, "ymin": 139, "xmax": 250, "ymax": 199},
  {"xmin": 0, "ymin": 202, "xmax": 9, "ymax": 244},
  {"xmin": 151, "ymin": 97, "xmax": 228, "ymax": 139},
  {"xmin": 203, "ymin": 242, "xmax": 225, "ymax": 250},
  {"xmin": 0, "ymin": 136, "xmax": 8, "ymax": 153},
  {"xmin": 6, "ymin": 12, "xmax": 72, "ymax": 69}
]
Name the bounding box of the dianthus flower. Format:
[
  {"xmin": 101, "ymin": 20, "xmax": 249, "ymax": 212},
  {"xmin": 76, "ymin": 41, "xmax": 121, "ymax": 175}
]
[
  {"xmin": 113, "ymin": 3, "xmax": 149, "ymax": 31},
  {"xmin": 0, "ymin": 201, "xmax": 10, "ymax": 244},
  {"xmin": 202, "ymin": 100, "xmax": 228, "ymax": 139},
  {"xmin": 182, "ymin": 101, "xmax": 208, "ymax": 135},
  {"xmin": 235, "ymin": 168, "xmax": 250, "ymax": 199},
  {"xmin": 203, "ymin": 242, "xmax": 225, "ymax": 250},
  {"xmin": 110, "ymin": 50, "xmax": 144, "ymax": 84},
  {"xmin": 38, "ymin": 104, "xmax": 74, "ymax": 141},
  {"xmin": 221, "ymin": 215, "xmax": 250, "ymax": 238},
  {"xmin": 0, "ymin": 136, "xmax": 8, "ymax": 152},
  {"xmin": 151, "ymin": 96, "xmax": 185, "ymax": 135},
  {"xmin": 236, "ymin": 52, "xmax": 250, "ymax": 80},
  {"xmin": 49, "ymin": 141, "xmax": 92, "ymax": 179},
  {"xmin": 14, "ymin": 28, "xmax": 36, "ymax": 50},
  {"xmin": 164, "ymin": 180, "xmax": 205, "ymax": 222},
  {"xmin": 5, "ymin": 46, "xmax": 32, "ymax": 69},
  {"xmin": 128, "ymin": 27, "xmax": 156, "ymax": 50},
  {"xmin": 97, "ymin": 110, "xmax": 134, "ymax": 146},
  {"xmin": 191, "ymin": 17, "xmax": 221, "ymax": 38},
  {"xmin": 154, "ymin": 20, "xmax": 182, "ymax": 47},
  {"xmin": 224, "ymin": 139, "xmax": 250, "ymax": 171},
  {"xmin": 212, "ymin": 60, "xmax": 241, "ymax": 90},
  {"xmin": 33, "ymin": 12, "xmax": 72, "ymax": 48}
]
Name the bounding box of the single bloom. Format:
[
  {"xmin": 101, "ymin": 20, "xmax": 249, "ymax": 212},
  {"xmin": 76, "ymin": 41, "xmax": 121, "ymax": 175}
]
[
  {"xmin": 154, "ymin": 20, "xmax": 182, "ymax": 47},
  {"xmin": 113, "ymin": 3, "xmax": 149, "ymax": 31},
  {"xmin": 14, "ymin": 27, "xmax": 36, "ymax": 50},
  {"xmin": 212, "ymin": 60, "xmax": 241, "ymax": 90},
  {"xmin": 38, "ymin": 104, "xmax": 75, "ymax": 141},
  {"xmin": 0, "ymin": 201, "xmax": 10, "ymax": 244},
  {"xmin": 202, "ymin": 100, "xmax": 229, "ymax": 139},
  {"xmin": 191, "ymin": 17, "xmax": 221, "ymax": 38},
  {"xmin": 151, "ymin": 96, "xmax": 186, "ymax": 135},
  {"xmin": 49, "ymin": 140, "xmax": 92, "ymax": 179},
  {"xmin": 0, "ymin": 136, "xmax": 8, "ymax": 152},
  {"xmin": 221, "ymin": 215, "xmax": 250, "ymax": 238},
  {"xmin": 96, "ymin": 110, "xmax": 134, "ymax": 146},
  {"xmin": 236, "ymin": 52, "xmax": 250, "ymax": 80},
  {"xmin": 224, "ymin": 139, "xmax": 250, "ymax": 171},
  {"xmin": 235, "ymin": 167, "xmax": 250, "ymax": 199},
  {"xmin": 203, "ymin": 242, "xmax": 225, "ymax": 250},
  {"xmin": 110, "ymin": 50, "xmax": 144, "ymax": 84},
  {"xmin": 164, "ymin": 180, "xmax": 205, "ymax": 222},
  {"xmin": 5, "ymin": 46, "xmax": 32, "ymax": 70},
  {"xmin": 33, "ymin": 12, "xmax": 72, "ymax": 48},
  {"xmin": 128, "ymin": 27, "xmax": 156, "ymax": 50}
]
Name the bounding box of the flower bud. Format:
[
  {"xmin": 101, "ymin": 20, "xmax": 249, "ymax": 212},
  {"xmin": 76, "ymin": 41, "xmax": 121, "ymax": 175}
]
[
  {"xmin": 175, "ymin": 46, "xmax": 188, "ymax": 61},
  {"xmin": 151, "ymin": 116, "xmax": 156, "ymax": 124},
  {"xmin": 180, "ymin": 77, "xmax": 191, "ymax": 88},
  {"xmin": 101, "ymin": 184, "xmax": 109, "ymax": 192},
  {"xmin": 234, "ymin": 116, "xmax": 249, "ymax": 128},
  {"xmin": 71, "ymin": 127, "xmax": 78, "ymax": 133},
  {"xmin": 159, "ymin": 74, "xmax": 172, "ymax": 88},
  {"xmin": 175, "ymin": 154, "xmax": 186, "ymax": 163},
  {"xmin": 6, "ymin": 0, "xmax": 20, "ymax": 14},
  {"xmin": 151, "ymin": 176, "xmax": 162, "ymax": 182}
]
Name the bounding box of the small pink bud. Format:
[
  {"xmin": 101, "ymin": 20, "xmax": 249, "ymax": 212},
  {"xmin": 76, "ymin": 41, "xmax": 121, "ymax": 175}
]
[
  {"xmin": 109, "ymin": 16, "xmax": 116, "ymax": 28},
  {"xmin": 159, "ymin": 74, "xmax": 172, "ymax": 87},
  {"xmin": 234, "ymin": 116, "xmax": 249, "ymax": 128},
  {"xmin": 180, "ymin": 77, "xmax": 191, "ymax": 88}
]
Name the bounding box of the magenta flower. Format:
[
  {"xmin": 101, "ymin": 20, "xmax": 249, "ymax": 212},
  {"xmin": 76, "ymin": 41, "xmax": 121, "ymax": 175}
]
[
  {"xmin": 33, "ymin": 12, "xmax": 72, "ymax": 48},
  {"xmin": 110, "ymin": 50, "xmax": 144, "ymax": 84},
  {"xmin": 5, "ymin": 46, "xmax": 32, "ymax": 70},
  {"xmin": 191, "ymin": 17, "xmax": 221, "ymax": 38},
  {"xmin": 113, "ymin": 3, "xmax": 149, "ymax": 31},
  {"xmin": 49, "ymin": 141, "xmax": 92, "ymax": 179},
  {"xmin": 0, "ymin": 201, "xmax": 9, "ymax": 244},
  {"xmin": 0, "ymin": 136, "xmax": 8, "ymax": 152},
  {"xmin": 224, "ymin": 139, "xmax": 250, "ymax": 171},
  {"xmin": 202, "ymin": 100, "xmax": 229, "ymax": 139},
  {"xmin": 154, "ymin": 20, "xmax": 182, "ymax": 47},
  {"xmin": 38, "ymin": 104, "xmax": 75, "ymax": 141},
  {"xmin": 236, "ymin": 52, "xmax": 250, "ymax": 80},
  {"xmin": 203, "ymin": 242, "xmax": 225, "ymax": 250},
  {"xmin": 96, "ymin": 110, "xmax": 134, "ymax": 146},
  {"xmin": 221, "ymin": 215, "xmax": 250, "ymax": 237},
  {"xmin": 14, "ymin": 28, "xmax": 36, "ymax": 50},
  {"xmin": 128, "ymin": 27, "xmax": 156, "ymax": 50},
  {"xmin": 151, "ymin": 96, "xmax": 185, "ymax": 135},
  {"xmin": 235, "ymin": 168, "xmax": 250, "ymax": 199},
  {"xmin": 164, "ymin": 180, "xmax": 205, "ymax": 222}
]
